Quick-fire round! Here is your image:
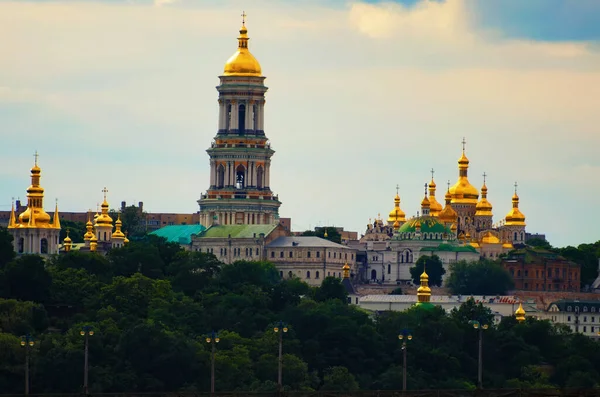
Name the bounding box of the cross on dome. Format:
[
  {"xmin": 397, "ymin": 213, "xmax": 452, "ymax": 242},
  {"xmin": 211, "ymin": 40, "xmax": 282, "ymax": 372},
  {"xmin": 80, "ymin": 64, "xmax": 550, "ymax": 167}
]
[
  {"xmin": 33, "ymin": 151, "xmax": 39, "ymax": 165},
  {"xmin": 482, "ymin": 172, "xmax": 487, "ymax": 184},
  {"xmin": 461, "ymin": 137, "xmax": 467, "ymax": 152},
  {"xmin": 241, "ymin": 10, "xmax": 246, "ymax": 25},
  {"xmin": 430, "ymin": 168, "xmax": 435, "ymax": 180},
  {"xmin": 102, "ymin": 187, "xmax": 108, "ymax": 200},
  {"xmin": 396, "ymin": 184, "xmax": 399, "ymax": 195},
  {"xmin": 514, "ymin": 181, "xmax": 518, "ymax": 194}
]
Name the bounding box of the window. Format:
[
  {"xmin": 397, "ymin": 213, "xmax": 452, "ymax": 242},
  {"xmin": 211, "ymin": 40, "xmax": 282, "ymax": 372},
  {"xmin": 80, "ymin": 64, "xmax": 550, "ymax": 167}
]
[
  {"xmin": 517, "ymin": 270, "xmax": 521, "ymax": 277},
  {"xmin": 316, "ymin": 271, "xmax": 320, "ymax": 279},
  {"xmin": 524, "ymin": 270, "xmax": 529, "ymax": 277},
  {"xmin": 279, "ymin": 271, "xmax": 283, "ymax": 278},
  {"xmin": 308, "ymin": 251, "xmax": 311, "ymax": 258},
  {"xmin": 593, "ymin": 307, "xmax": 596, "ymax": 313},
  {"xmin": 271, "ymin": 251, "xmax": 275, "ymax": 258},
  {"xmin": 18, "ymin": 238, "xmax": 24, "ymax": 253},
  {"xmin": 220, "ymin": 248, "xmax": 224, "ymax": 256},
  {"xmin": 388, "ymin": 264, "xmax": 391, "ymax": 274},
  {"xmin": 345, "ymin": 253, "xmax": 347, "ymax": 260},
  {"xmin": 40, "ymin": 238, "xmax": 48, "ymax": 254},
  {"xmin": 583, "ymin": 326, "xmax": 587, "ymax": 332},
  {"xmin": 257, "ymin": 166, "xmax": 264, "ymax": 189},
  {"xmin": 256, "ymin": 248, "xmax": 259, "ymax": 255},
  {"xmin": 238, "ymin": 104, "xmax": 246, "ymax": 133},
  {"xmin": 334, "ymin": 252, "xmax": 337, "ymax": 259},
  {"xmin": 306, "ymin": 271, "xmax": 311, "ymax": 279},
  {"xmin": 280, "ymin": 251, "xmax": 284, "ymax": 258},
  {"xmin": 289, "ymin": 251, "xmax": 293, "ymax": 258},
  {"xmin": 317, "ymin": 252, "xmax": 320, "ymax": 258},
  {"xmin": 568, "ymin": 316, "xmax": 571, "ymax": 321},
  {"xmin": 567, "ymin": 306, "xmax": 572, "ymax": 312},
  {"xmin": 328, "ymin": 252, "xmax": 331, "ymax": 258},
  {"xmin": 224, "ymin": 248, "xmax": 227, "ymax": 256},
  {"xmin": 352, "ymin": 254, "xmax": 354, "ymax": 260},
  {"xmin": 584, "ymin": 306, "xmax": 589, "ymax": 312}
]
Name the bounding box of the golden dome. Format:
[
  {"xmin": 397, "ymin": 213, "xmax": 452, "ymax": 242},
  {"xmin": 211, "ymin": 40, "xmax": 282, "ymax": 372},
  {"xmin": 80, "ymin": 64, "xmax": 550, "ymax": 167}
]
[
  {"xmin": 502, "ymin": 240, "xmax": 514, "ymax": 249},
  {"xmin": 469, "ymin": 240, "xmax": 480, "ymax": 249},
  {"xmin": 475, "ymin": 182, "xmax": 493, "ymax": 217},
  {"xmin": 428, "ymin": 179, "xmax": 443, "ymax": 217},
  {"xmin": 112, "ymin": 215, "xmax": 126, "ymax": 239},
  {"xmin": 515, "ymin": 302, "xmax": 526, "ymax": 323},
  {"xmin": 387, "ymin": 192, "xmax": 406, "ymax": 224},
  {"xmin": 505, "ymin": 187, "xmax": 526, "ymax": 226},
  {"xmin": 481, "ymin": 231, "xmax": 501, "ymax": 245},
  {"xmin": 417, "ymin": 270, "xmax": 431, "ymax": 303},
  {"xmin": 438, "ymin": 189, "xmax": 458, "ymax": 225},
  {"xmin": 16, "ymin": 155, "xmax": 55, "ymax": 228},
  {"xmin": 449, "ymin": 145, "xmax": 479, "ymax": 205},
  {"xmin": 342, "ymin": 263, "xmax": 351, "ymax": 279},
  {"xmin": 123, "ymin": 232, "xmax": 130, "ymax": 245},
  {"xmin": 223, "ymin": 22, "xmax": 262, "ymax": 77},
  {"xmin": 450, "ymin": 223, "xmax": 457, "ymax": 232}
]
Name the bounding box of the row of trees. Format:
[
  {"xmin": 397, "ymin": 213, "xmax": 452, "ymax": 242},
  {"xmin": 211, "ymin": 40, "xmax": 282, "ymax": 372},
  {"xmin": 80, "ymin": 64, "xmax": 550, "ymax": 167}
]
[{"xmin": 0, "ymin": 228, "xmax": 599, "ymax": 392}]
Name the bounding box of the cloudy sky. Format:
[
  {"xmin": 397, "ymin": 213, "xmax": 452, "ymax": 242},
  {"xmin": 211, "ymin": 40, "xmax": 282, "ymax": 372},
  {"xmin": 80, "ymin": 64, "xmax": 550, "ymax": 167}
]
[{"xmin": 1, "ymin": 0, "xmax": 599, "ymax": 247}]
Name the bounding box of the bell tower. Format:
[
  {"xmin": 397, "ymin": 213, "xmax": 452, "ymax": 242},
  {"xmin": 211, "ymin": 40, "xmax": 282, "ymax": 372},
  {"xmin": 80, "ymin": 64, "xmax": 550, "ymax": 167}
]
[{"xmin": 197, "ymin": 15, "xmax": 281, "ymax": 227}]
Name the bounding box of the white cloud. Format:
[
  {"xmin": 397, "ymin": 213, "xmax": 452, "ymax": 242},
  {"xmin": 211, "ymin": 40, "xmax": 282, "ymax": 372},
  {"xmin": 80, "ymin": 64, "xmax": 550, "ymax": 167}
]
[{"xmin": 0, "ymin": 0, "xmax": 599, "ymax": 246}]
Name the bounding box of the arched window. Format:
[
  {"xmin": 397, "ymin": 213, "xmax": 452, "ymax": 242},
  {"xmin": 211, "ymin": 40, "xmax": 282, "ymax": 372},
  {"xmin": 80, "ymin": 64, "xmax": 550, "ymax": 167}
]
[
  {"xmin": 236, "ymin": 165, "xmax": 245, "ymax": 189},
  {"xmin": 238, "ymin": 104, "xmax": 246, "ymax": 133},
  {"xmin": 217, "ymin": 164, "xmax": 225, "ymax": 188},
  {"xmin": 306, "ymin": 271, "xmax": 311, "ymax": 279},
  {"xmin": 288, "ymin": 271, "xmax": 293, "ymax": 278},
  {"xmin": 104, "ymin": 232, "xmax": 107, "ymax": 241},
  {"xmin": 371, "ymin": 269, "xmax": 377, "ymax": 280},
  {"xmin": 405, "ymin": 251, "xmax": 409, "ymax": 263},
  {"xmin": 514, "ymin": 232, "xmax": 518, "ymax": 241},
  {"xmin": 253, "ymin": 104, "xmax": 258, "ymax": 130},
  {"xmin": 316, "ymin": 271, "xmax": 320, "ymax": 279},
  {"xmin": 257, "ymin": 166, "xmax": 264, "ymax": 189},
  {"xmin": 387, "ymin": 264, "xmax": 391, "ymax": 274},
  {"xmin": 279, "ymin": 271, "xmax": 283, "ymax": 278},
  {"xmin": 521, "ymin": 231, "xmax": 525, "ymax": 241},
  {"xmin": 226, "ymin": 104, "xmax": 232, "ymax": 130},
  {"xmin": 18, "ymin": 238, "xmax": 24, "ymax": 253},
  {"xmin": 40, "ymin": 238, "xmax": 48, "ymax": 254}
]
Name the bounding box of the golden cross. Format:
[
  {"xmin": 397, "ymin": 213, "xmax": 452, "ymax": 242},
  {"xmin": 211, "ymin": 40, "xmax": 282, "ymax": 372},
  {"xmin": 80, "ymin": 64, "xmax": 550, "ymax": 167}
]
[
  {"xmin": 430, "ymin": 168, "xmax": 435, "ymax": 180},
  {"xmin": 461, "ymin": 137, "xmax": 466, "ymax": 152},
  {"xmin": 33, "ymin": 150, "xmax": 39, "ymax": 165},
  {"xmin": 424, "ymin": 183, "xmax": 428, "ymax": 196},
  {"xmin": 102, "ymin": 187, "xmax": 108, "ymax": 200},
  {"xmin": 241, "ymin": 11, "xmax": 246, "ymax": 25}
]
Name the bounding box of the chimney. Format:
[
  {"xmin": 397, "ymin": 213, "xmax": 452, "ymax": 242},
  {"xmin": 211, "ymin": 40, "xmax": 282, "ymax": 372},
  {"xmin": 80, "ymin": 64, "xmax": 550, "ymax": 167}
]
[
  {"xmin": 121, "ymin": 201, "xmax": 126, "ymax": 211},
  {"xmin": 138, "ymin": 202, "xmax": 144, "ymax": 212}
]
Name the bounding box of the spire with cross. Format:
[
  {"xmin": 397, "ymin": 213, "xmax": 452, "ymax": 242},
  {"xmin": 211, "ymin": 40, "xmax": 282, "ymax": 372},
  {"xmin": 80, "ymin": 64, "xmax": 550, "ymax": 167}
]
[
  {"xmin": 482, "ymin": 172, "xmax": 487, "ymax": 184},
  {"xmin": 430, "ymin": 168, "xmax": 435, "ymax": 181},
  {"xmin": 447, "ymin": 180, "xmax": 451, "ymax": 192},
  {"xmin": 241, "ymin": 10, "xmax": 246, "ymax": 26},
  {"xmin": 102, "ymin": 187, "xmax": 108, "ymax": 201},
  {"xmin": 461, "ymin": 137, "xmax": 466, "ymax": 152},
  {"xmin": 514, "ymin": 181, "xmax": 518, "ymax": 194},
  {"xmin": 424, "ymin": 183, "xmax": 428, "ymax": 197},
  {"xmin": 396, "ymin": 184, "xmax": 399, "ymax": 195},
  {"xmin": 33, "ymin": 150, "xmax": 39, "ymax": 166}
]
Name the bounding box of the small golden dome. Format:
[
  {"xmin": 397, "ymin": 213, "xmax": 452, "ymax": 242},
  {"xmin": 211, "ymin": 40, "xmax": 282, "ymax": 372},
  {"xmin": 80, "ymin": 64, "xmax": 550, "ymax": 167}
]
[
  {"xmin": 450, "ymin": 223, "xmax": 457, "ymax": 231},
  {"xmin": 112, "ymin": 215, "xmax": 126, "ymax": 239},
  {"xmin": 502, "ymin": 240, "xmax": 514, "ymax": 249},
  {"xmin": 515, "ymin": 302, "xmax": 526, "ymax": 322},
  {"xmin": 475, "ymin": 182, "xmax": 493, "ymax": 217},
  {"xmin": 388, "ymin": 192, "xmax": 406, "ymax": 224},
  {"xmin": 428, "ymin": 179, "xmax": 443, "ymax": 216},
  {"xmin": 481, "ymin": 231, "xmax": 501, "ymax": 245},
  {"xmin": 505, "ymin": 188, "xmax": 526, "ymax": 226},
  {"xmin": 438, "ymin": 189, "xmax": 458, "ymax": 225},
  {"xmin": 417, "ymin": 270, "xmax": 431, "ymax": 303},
  {"xmin": 223, "ymin": 23, "xmax": 262, "ymax": 77},
  {"xmin": 63, "ymin": 235, "xmax": 72, "ymax": 244},
  {"xmin": 469, "ymin": 241, "xmax": 480, "ymax": 249}
]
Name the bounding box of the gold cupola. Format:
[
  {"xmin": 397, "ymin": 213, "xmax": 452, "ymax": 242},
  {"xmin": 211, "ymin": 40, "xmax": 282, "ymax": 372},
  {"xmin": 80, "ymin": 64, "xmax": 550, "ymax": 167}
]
[
  {"xmin": 387, "ymin": 187, "xmax": 406, "ymax": 225},
  {"xmin": 95, "ymin": 187, "xmax": 113, "ymax": 227},
  {"xmin": 515, "ymin": 302, "xmax": 526, "ymax": 323},
  {"xmin": 438, "ymin": 183, "xmax": 458, "ymax": 226},
  {"xmin": 63, "ymin": 229, "xmax": 72, "ymax": 252},
  {"xmin": 420, "ymin": 183, "xmax": 431, "ymax": 216},
  {"xmin": 416, "ymin": 269, "xmax": 431, "ymax": 303},
  {"xmin": 7, "ymin": 200, "xmax": 16, "ymax": 229},
  {"xmin": 17, "ymin": 153, "xmax": 53, "ymax": 228},
  {"xmin": 475, "ymin": 174, "xmax": 493, "ymax": 217},
  {"xmin": 112, "ymin": 214, "xmax": 126, "ymax": 239},
  {"xmin": 505, "ymin": 183, "xmax": 526, "ymax": 226},
  {"xmin": 83, "ymin": 211, "xmax": 95, "ymax": 242},
  {"xmin": 428, "ymin": 170, "xmax": 443, "ymax": 217},
  {"xmin": 449, "ymin": 139, "xmax": 479, "ymax": 205},
  {"xmin": 343, "ymin": 263, "xmax": 351, "ymax": 279},
  {"xmin": 223, "ymin": 13, "xmax": 262, "ymax": 77}
]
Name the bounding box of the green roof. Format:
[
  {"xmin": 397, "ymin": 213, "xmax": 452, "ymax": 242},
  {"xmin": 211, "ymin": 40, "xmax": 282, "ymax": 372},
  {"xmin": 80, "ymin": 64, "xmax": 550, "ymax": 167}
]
[
  {"xmin": 198, "ymin": 224, "xmax": 278, "ymax": 239},
  {"xmin": 420, "ymin": 243, "xmax": 478, "ymax": 253},
  {"xmin": 396, "ymin": 216, "xmax": 452, "ymax": 240},
  {"xmin": 415, "ymin": 302, "xmax": 436, "ymax": 310},
  {"xmin": 149, "ymin": 224, "xmax": 206, "ymax": 244}
]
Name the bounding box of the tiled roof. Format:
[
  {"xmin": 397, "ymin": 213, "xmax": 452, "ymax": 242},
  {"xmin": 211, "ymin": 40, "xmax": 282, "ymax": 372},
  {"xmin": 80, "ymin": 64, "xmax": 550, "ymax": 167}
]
[
  {"xmin": 150, "ymin": 224, "xmax": 206, "ymax": 244},
  {"xmin": 267, "ymin": 236, "xmax": 353, "ymax": 249}
]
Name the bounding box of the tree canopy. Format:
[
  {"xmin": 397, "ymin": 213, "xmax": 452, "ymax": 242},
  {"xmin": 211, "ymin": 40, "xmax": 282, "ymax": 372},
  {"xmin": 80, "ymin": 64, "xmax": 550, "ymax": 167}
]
[
  {"xmin": 446, "ymin": 259, "xmax": 514, "ymax": 296},
  {"xmin": 410, "ymin": 255, "xmax": 445, "ymax": 286}
]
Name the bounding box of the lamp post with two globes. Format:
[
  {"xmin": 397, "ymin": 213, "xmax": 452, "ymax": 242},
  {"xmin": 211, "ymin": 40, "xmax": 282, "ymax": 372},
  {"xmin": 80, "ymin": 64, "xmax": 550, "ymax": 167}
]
[
  {"xmin": 469, "ymin": 320, "xmax": 489, "ymax": 389},
  {"xmin": 206, "ymin": 331, "xmax": 220, "ymax": 396},
  {"xmin": 398, "ymin": 329, "xmax": 413, "ymax": 391},
  {"xmin": 80, "ymin": 325, "xmax": 94, "ymax": 395},
  {"xmin": 20, "ymin": 334, "xmax": 35, "ymax": 395},
  {"xmin": 274, "ymin": 321, "xmax": 288, "ymax": 392}
]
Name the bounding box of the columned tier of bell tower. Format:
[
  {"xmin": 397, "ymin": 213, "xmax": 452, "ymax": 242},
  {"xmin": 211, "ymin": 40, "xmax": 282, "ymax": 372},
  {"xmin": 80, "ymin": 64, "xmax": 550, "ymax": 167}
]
[{"xmin": 197, "ymin": 19, "xmax": 281, "ymax": 228}]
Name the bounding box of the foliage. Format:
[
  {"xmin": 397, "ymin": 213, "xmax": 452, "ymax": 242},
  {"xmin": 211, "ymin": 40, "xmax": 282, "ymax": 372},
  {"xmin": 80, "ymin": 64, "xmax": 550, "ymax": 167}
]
[
  {"xmin": 109, "ymin": 205, "xmax": 147, "ymax": 238},
  {"xmin": 527, "ymin": 237, "xmax": 552, "ymax": 250},
  {"xmin": 301, "ymin": 227, "xmax": 342, "ymax": 244},
  {"xmin": 0, "ymin": 236, "xmax": 598, "ymax": 393},
  {"xmin": 59, "ymin": 220, "xmax": 86, "ymax": 244},
  {"xmin": 0, "ymin": 227, "xmax": 15, "ymax": 268},
  {"xmin": 556, "ymin": 242, "xmax": 600, "ymax": 288},
  {"xmin": 410, "ymin": 255, "xmax": 445, "ymax": 286},
  {"xmin": 389, "ymin": 287, "xmax": 403, "ymax": 295},
  {"xmin": 446, "ymin": 259, "xmax": 514, "ymax": 295}
]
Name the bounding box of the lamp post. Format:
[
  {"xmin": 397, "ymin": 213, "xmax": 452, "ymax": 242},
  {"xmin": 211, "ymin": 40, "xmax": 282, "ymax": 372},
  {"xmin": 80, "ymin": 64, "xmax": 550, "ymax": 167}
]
[
  {"xmin": 80, "ymin": 325, "xmax": 94, "ymax": 395},
  {"xmin": 205, "ymin": 331, "xmax": 220, "ymax": 396},
  {"xmin": 20, "ymin": 334, "xmax": 35, "ymax": 395},
  {"xmin": 469, "ymin": 320, "xmax": 489, "ymax": 389},
  {"xmin": 398, "ymin": 329, "xmax": 413, "ymax": 391},
  {"xmin": 273, "ymin": 321, "xmax": 288, "ymax": 392}
]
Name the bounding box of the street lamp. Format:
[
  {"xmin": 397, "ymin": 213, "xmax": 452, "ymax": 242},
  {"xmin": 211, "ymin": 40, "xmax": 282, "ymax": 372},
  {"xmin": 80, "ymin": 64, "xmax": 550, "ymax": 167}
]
[
  {"xmin": 80, "ymin": 325, "xmax": 94, "ymax": 395},
  {"xmin": 398, "ymin": 329, "xmax": 413, "ymax": 391},
  {"xmin": 205, "ymin": 331, "xmax": 220, "ymax": 396},
  {"xmin": 468, "ymin": 320, "xmax": 489, "ymax": 389},
  {"xmin": 20, "ymin": 334, "xmax": 35, "ymax": 395},
  {"xmin": 273, "ymin": 321, "xmax": 289, "ymax": 392}
]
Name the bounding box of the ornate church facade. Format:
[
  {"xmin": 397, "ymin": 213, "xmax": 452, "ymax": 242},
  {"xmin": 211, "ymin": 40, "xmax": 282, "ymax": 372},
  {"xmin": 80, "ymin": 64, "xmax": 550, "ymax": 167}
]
[
  {"xmin": 7, "ymin": 155, "xmax": 61, "ymax": 256},
  {"xmin": 197, "ymin": 16, "xmax": 281, "ymax": 228},
  {"xmin": 355, "ymin": 142, "xmax": 527, "ymax": 284}
]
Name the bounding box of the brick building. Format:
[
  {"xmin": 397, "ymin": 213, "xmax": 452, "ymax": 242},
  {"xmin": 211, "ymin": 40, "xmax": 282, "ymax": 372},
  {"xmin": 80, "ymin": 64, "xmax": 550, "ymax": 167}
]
[{"xmin": 502, "ymin": 247, "xmax": 580, "ymax": 292}]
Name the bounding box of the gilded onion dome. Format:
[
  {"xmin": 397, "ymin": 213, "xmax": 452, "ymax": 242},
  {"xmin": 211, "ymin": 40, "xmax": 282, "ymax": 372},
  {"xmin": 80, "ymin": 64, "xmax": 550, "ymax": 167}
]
[
  {"xmin": 505, "ymin": 184, "xmax": 526, "ymax": 226},
  {"xmin": 83, "ymin": 212, "xmax": 95, "ymax": 241},
  {"xmin": 63, "ymin": 230, "xmax": 72, "ymax": 252},
  {"xmin": 438, "ymin": 188, "xmax": 458, "ymax": 225},
  {"xmin": 416, "ymin": 269, "xmax": 434, "ymax": 309},
  {"xmin": 95, "ymin": 188, "xmax": 113, "ymax": 227},
  {"xmin": 481, "ymin": 230, "xmax": 501, "ymax": 244},
  {"xmin": 223, "ymin": 16, "xmax": 262, "ymax": 77},
  {"xmin": 428, "ymin": 176, "xmax": 443, "ymax": 217},
  {"xmin": 515, "ymin": 302, "xmax": 526, "ymax": 323},
  {"xmin": 17, "ymin": 156, "xmax": 53, "ymax": 227},
  {"xmin": 387, "ymin": 192, "xmax": 406, "ymax": 224},
  {"xmin": 112, "ymin": 215, "xmax": 126, "ymax": 239},
  {"xmin": 449, "ymin": 141, "xmax": 479, "ymax": 205},
  {"xmin": 475, "ymin": 180, "xmax": 493, "ymax": 217}
]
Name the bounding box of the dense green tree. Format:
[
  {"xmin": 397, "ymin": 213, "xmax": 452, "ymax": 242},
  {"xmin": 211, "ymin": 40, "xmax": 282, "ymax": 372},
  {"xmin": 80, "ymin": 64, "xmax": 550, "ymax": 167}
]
[
  {"xmin": 301, "ymin": 227, "xmax": 342, "ymax": 244},
  {"xmin": 557, "ymin": 243, "xmax": 600, "ymax": 288},
  {"xmin": 109, "ymin": 205, "xmax": 147, "ymax": 238},
  {"xmin": 313, "ymin": 277, "xmax": 348, "ymax": 303},
  {"xmin": 0, "ymin": 255, "xmax": 51, "ymax": 303},
  {"xmin": 0, "ymin": 227, "xmax": 15, "ymax": 268},
  {"xmin": 166, "ymin": 251, "xmax": 221, "ymax": 296},
  {"xmin": 446, "ymin": 259, "xmax": 514, "ymax": 295},
  {"xmin": 321, "ymin": 366, "xmax": 359, "ymax": 391},
  {"xmin": 527, "ymin": 237, "xmax": 552, "ymax": 250},
  {"xmin": 410, "ymin": 255, "xmax": 445, "ymax": 286},
  {"xmin": 389, "ymin": 287, "xmax": 403, "ymax": 295},
  {"xmin": 59, "ymin": 220, "xmax": 85, "ymax": 244}
]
